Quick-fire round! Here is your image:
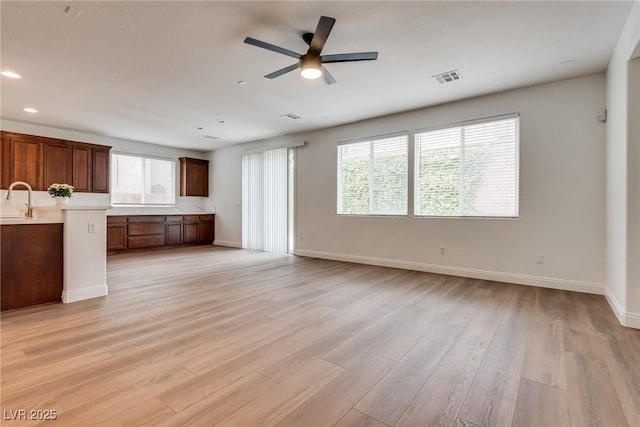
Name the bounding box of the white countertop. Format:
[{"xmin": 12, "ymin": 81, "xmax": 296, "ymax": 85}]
[
  {"xmin": 1, "ymin": 217, "xmax": 64, "ymax": 225},
  {"xmin": 62, "ymin": 205, "xmax": 112, "ymax": 211},
  {"xmin": 106, "ymin": 212, "xmax": 215, "ymax": 216}
]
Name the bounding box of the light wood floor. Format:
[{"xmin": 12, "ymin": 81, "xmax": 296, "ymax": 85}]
[{"xmin": 2, "ymin": 246, "xmax": 639, "ymax": 426}]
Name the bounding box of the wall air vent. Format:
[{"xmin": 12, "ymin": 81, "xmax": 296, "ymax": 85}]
[
  {"xmin": 433, "ymin": 70, "xmax": 461, "ymax": 84},
  {"xmin": 281, "ymin": 113, "xmax": 301, "ymax": 120}
]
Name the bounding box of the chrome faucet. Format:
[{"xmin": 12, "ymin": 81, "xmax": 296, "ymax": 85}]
[{"xmin": 6, "ymin": 181, "xmax": 34, "ymax": 219}]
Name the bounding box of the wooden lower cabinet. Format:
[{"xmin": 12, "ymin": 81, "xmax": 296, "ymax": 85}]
[
  {"xmin": 199, "ymin": 215, "xmax": 214, "ymax": 243},
  {"xmin": 106, "ymin": 216, "xmax": 126, "ymax": 250},
  {"xmin": 166, "ymin": 216, "xmax": 183, "ymax": 245},
  {"xmin": 1, "ymin": 224, "xmax": 63, "ymax": 311},
  {"xmin": 183, "ymin": 216, "xmax": 200, "ymax": 244},
  {"xmin": 107, "ymin": 214, "xmax": 214, "ymax": 251}
]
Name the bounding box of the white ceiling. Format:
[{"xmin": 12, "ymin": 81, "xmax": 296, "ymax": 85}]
[{"xmin": 0, "ymin": 1, "xmax": 634, "ymax": 151}]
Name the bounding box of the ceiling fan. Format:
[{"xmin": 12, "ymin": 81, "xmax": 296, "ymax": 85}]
[{"xmin": 244, "ymin": 16, "xmax": 378, "ymax": 85}]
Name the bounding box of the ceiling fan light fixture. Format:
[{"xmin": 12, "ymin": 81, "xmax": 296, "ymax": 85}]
[{"xmin": 300, "ymin": 55, "xmax": 322, "ymax": 80}]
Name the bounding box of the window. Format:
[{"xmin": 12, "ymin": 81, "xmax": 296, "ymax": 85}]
[
  {"xmin": 415, "ymin": 115, "xmax": 519, "ymax": 217},
  {"xmin": 337, "ymin": 134, "xmax": 408, "ymax": 215},
  {"xmin": 111, "ymin": 153, "xmax": 176, "ymax": 205}
]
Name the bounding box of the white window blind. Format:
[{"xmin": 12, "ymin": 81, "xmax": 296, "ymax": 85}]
[
  {"xmin": 242, "ymin": 147, "xmax": 288, "ymax": 253},
  {"xmin": 337, "ymin": 134, "xmax": 408, "ymax": 215},
  {"xmin": 111, "ymin": 153, "xmax": 175, "ymax": 205},
  {"xmin": 415, "ymin": 115, "xmax": 519, "ymax": 217}
]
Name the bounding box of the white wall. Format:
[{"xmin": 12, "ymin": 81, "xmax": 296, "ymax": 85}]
[
  {"xmin": 605, "ymin": 0, "xmax": 640, "ymax": 327},
  {"xmin": 0, "ymin": 119, "xmax": 211, "ymax": 215},
  {"xmin": 212, "ymin": 74, "xmax": 607, "ymax": 293},
  {"xmin": 208, "ymin": 145, "xmax": 243, "ymax": 247}
]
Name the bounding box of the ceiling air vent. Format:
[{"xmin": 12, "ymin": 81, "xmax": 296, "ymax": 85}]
[
  {"xmin": 281, "ymin": 113, "xmax": 301, "ymax": 120},
  {"xmin": 433, "ymin": 70, "xmax": 461, "ymax": 84}
]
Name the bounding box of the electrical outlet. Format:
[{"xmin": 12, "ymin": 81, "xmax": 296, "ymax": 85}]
[
  {"xmin": 536, "ymin": 254, "xmax": 544, "ymax": 264},
  {"xmin": 440, "ymin": 246, "xmax": 446, "ymax": 255},
  {"xmin": 299, "ymin": 236, "xmax": 304, "ymax": 242},
  {"xmin": 88, "ymin": 222, "xmax": 96, "ymax": 233}
]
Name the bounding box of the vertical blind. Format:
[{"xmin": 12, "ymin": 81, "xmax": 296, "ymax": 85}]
[
  {"xmin": 242, "ymin": 147, "xmax": 288, "ymax": 253},
  {"xmin": 415, "ymin": 115, "xmax": 519, "ymax": 217},
  {"xmin": 337, "ymin": 134, "xmax": 408, "ymax": 215}
]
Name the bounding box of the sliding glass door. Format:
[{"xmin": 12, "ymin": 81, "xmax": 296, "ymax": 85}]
[{"xmin": 242, "ymin": 147, "xmax": 293, "ymax": 254}]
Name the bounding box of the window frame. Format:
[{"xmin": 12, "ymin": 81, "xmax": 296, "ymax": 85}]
[
  {"xmin": 110, "ymin": 151, "xmax": 177, "ymax": 206},
  {"xmin": 336, "ymin": 132, "xmax": 409, "ymax": 217},
  {"xmin": 413, "ymin": 113, "xmax": 520, "ymax": 219}
]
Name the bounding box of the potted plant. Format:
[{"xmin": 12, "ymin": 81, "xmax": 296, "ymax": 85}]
[{"xmin": 48, "ymin": 183, "xmax": 74, "ymax": 205}]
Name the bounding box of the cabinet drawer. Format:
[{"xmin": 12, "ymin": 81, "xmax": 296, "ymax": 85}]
[
  {"xmin": 183, "ymin": 215, "xmax": 200, "ymax": 221},
  {"xmin": 127, "ymin": 235, "xmax": 165, "ymax": 248},
  {"xmin": 199, "ymin": 215, "xmax": 214, "ymax": 221},
  {"xmin": 107, "ymin": 216, "xmax": 127, "ymax": 224},
  {"xmin": 165, "ymin": 215, "xmax": 183, "ymax": 222},
  {"xmin": 127, "ymin": 216, "xmax": 164, "ymax": 223},
  {"xmin": 128, "ymin": 223, "xmax": 165, "ymax": 235}
]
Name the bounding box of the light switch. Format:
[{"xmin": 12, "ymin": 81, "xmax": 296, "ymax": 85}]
[{"xmin": 88, "ymin": 222, "xmax": 96, "ymax": 233}]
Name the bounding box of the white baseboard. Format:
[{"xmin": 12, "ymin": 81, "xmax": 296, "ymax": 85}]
[
  {"xmin": 62, "ymin": 284, "xmax": 108, "ymax": 304},
  {"xmin": 293, "ymin": 249, "xmax": 605, "ymax": 295},
  {"xmin": 604, "ymin": 287, "xmax": 640, "ymax": 329},
  {"xmin": 214, "ymin": 240, "xmax": 242, "ymax": 248}
]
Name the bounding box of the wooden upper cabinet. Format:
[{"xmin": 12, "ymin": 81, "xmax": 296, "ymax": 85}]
[
  {"xmin": 1, "ymin": 132, "xmax": 43, "ymax": 189},
  {"xmin": 43, "ymin": 142, "xmax": 72, "ymax": 189},
  {"xmin": 179, "ymin": 157, "xmax": 209, "ymax": 197},
  {"xmin": 0, "ymin": 131, "xmax": 111, "ymax": 193},
  {"xmin": 93, "ymin": 148, "xmax": 110, "ymax": 193},
  {"xmin": 72, "ymin": 146, "xmax": 92, "ymax": 192}
]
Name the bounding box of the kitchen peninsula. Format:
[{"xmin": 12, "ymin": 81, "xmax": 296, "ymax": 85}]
[{"xmin": 0, "ymin": 205, "xmax": 109, "ymax": 311}]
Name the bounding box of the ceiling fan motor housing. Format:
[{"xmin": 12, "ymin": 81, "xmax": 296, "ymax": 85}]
[
  {"xmin": 302, "ymin": 32, "xmax": 314, "ymax": 45},
  {"xmin": 300, "ymin": 54, "xmax": 322, "ymax": 79}
]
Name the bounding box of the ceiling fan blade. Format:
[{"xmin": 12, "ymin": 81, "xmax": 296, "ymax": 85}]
[
  {"xmin": 321, "ymin": 52, "xmax": 379, "ymax": 63},
  {"xmin": 265, "ymin": 63, "xmax": 300, "ymax": 79},
  {"xmin": 321, "ymin": 66, "xmax": 337, "ymax": 85},
  {"xmin": 244, "ymin": 37, "xmax": 301, "ymax": 59},
  {"xmin": 308, "ymin": 16, "xmax": 336, "ymax": 56}
]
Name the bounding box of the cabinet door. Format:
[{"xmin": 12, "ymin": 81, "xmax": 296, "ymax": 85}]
[
  {"xmin": 1, "ymin": 133, "xmax": 43, "ymax": 190},
  {"xmin": 199, "ymin": 215, "xmax": 214, "ymax": 243},
  {"xmin": 180, "ymin": 157, "xmax": 209, "ymax": 197},
  {"xmin": 93, "ymin": 148, "xmax": 110, "ymax": 193},
  {"xmin": 106, "ymin": 216, "xmax": 126, "ymax": 250},
  {"xmin": 43, "ymin": 142, "xmax": 72, "ymax": 189},
  {"xmin": 183, "ymin": 221, "xmax": 200, "ymax": 243},
  {"xmin": 72, "ymin": 146, "xmax": 92, "ymax": 192},
  {"xmin": 166, "ymin": 222, "xmax": 183, "ymax": 245},
  {"xmin": 1, "ymin": 224, "xmax": 63, "ymax": 311},
  {"xmin": 107, "ymin": 225, "xmax": 127, "ymax": 250},
  {"xmin": 1, "ymin": 133, "xmax": 11, "ymax": 188}
]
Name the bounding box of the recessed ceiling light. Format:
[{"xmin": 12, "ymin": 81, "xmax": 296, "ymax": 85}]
[
  {"xmin": 1, "ymin": 70, "xmax": 21, "ymax": 79},
  {"xmin": 237, "ymin": 80, "xmax": 247, "ymax": 85},
  {"xmin": 203, "ymin": 135, "xmax": 219, "ymax": 139},
  {"xmin": 559, "ymin": 59, "xmax": 575, "ymax": 65},
  {"xmin": 193, "ymin": 125, "xmax": 203, "ymax": 130},
  {"xmin": 23, "ymin": 107, "xmax": 38, "ymax": 113},
  {"xmin": 216, "ymin": 119, "xmax": 225, "ymax": 124}
]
